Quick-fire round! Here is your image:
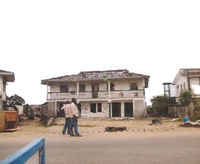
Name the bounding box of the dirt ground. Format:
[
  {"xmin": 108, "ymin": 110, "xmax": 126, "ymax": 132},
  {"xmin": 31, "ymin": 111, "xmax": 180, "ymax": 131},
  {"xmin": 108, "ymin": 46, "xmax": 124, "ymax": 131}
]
[
  {"xmin": 1, "ymin": 118, "xmax": 200, "ymax": 164},
  {"xmin": 0, "ymin": 117, "xmax": 199, "ymax": 140}
]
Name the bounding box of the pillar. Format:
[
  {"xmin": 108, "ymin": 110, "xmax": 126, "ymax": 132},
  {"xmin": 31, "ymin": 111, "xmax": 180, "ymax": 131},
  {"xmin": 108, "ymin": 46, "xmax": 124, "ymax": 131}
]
[
  {"xmin": 77, "ymin": 82, "xmax": 79, "ymax": 96},
  {"xmin": 132, "ymin": 99, "xmax": 136, "ymax": 117},
  {"xmin": 108, "ymin": 81, "xmax": 111, "ymax": 98},
  {"xmin": 121, "ymin": 102, "xmax": 124, "ymax": 117}
]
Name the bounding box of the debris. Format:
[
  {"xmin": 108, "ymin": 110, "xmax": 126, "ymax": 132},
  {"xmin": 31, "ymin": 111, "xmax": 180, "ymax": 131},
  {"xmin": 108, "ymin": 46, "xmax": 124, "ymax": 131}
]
[
  {"xmin": 105, "ymin": 126, "xmax": 127, "ymax": 132},
  {"xmin": 149, "ymin": 119, "xmax": 162, "ymax": 125},
  {"xmin": 180, "ymin": 120, "xmax": 200, "ymax": 128},
  {"xmin": 46, "ymin": 117, "xmax": 56, "ymax": 127}
]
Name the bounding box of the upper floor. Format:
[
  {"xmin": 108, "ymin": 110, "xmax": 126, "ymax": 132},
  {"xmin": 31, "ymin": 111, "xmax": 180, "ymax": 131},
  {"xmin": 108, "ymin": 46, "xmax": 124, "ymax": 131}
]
[
  {"xmin": 173, "ymin": 68, "xmax": 200, "ymax": 97},
  {"xmin": 42, "ymin": 69, "xmax": 150, "ymax": 101}
]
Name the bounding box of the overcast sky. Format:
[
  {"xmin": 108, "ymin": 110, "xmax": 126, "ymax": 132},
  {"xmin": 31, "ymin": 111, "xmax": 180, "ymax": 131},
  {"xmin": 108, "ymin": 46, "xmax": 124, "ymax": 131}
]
[{"xmin": 0, "ymin": 0, "xmax": 200, "ymax": 105}]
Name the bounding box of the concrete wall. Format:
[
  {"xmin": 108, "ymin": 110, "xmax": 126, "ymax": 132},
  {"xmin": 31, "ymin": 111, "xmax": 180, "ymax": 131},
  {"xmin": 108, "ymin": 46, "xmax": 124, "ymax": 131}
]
[
  {"xmin": 50, "ymin": 85, "xmax": 60, "ymax": 92},
  {"xmin": 49, "ymin": 79, "xmax": 145, "ymax": 93},
  {"xmin": 174, "ymin": 71, "xmax": 200, "ymax": 97},
  {"xmin": 80, "ymin": 100, "xmax": 146, "ymax": 118},
  {"xmin": 80, "ymin": 102, "xmax": 108, "ymax": 118},
  {"xmin": 48, "ymin": 79, "xmax": 147, "ymax": 118},
  {"xmin": 174, "ymin": 74, "xmax": 188, "ymax": 97},
  {"xmin": 134, "ymin": 99, "xmax": 146, "ymax": 118},
  {"xmin": 0, "ymin": 76, "xmax": 3, "ymax": 109},
  {"xmin": 47, "ymin": 102, "xmax": 57, "ymax": 117},
  {"xmin": 0, "ymin": 76, "xmax": 3, "ymax": 99},
  {"xmin": 0, "ymin": 76, "xmax": 6, "ymax": 101},
  {"xmin": 112, "ymin": 79, "xmax": 144, "ymax": 90},
  {"xmin": 190, "ymin": 78, "xmax": 200, "ymax": 94}
]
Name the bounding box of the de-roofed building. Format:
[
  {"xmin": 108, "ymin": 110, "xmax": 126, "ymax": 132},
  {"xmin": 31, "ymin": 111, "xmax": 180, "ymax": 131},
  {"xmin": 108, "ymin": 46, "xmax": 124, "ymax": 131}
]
[{"xmin": 41, "ymin": 69, "xmax": 150, "ymax": 118}]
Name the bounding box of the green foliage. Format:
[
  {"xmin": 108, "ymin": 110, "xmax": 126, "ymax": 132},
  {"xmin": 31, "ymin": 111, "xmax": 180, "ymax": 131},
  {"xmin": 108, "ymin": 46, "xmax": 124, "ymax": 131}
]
[
  {"xmin": 190, "ymin": 115, "xmax": 200, "ymax": 122},
  {"xmin": 179, "ymin": 91, "xmax": 192, "ymax": 106},
  {"xmin": 146, "ymin": 105, "xmax": 153, "ymax": 115},
  {"xmin": 151, "ymin": 96, "xmax": 169, "ymax": 116}
]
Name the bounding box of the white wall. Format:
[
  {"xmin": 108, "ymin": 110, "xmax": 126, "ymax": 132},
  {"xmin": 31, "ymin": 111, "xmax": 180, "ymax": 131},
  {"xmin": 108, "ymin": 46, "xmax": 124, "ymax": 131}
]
[
  {"xmin": 80, "ymin": 102, "xmax": 108, "ymax": 118},
  {"xmin": 112, "ymin": 79, "xmax": 144, "ymax": 90},
  {"xmin": 68, "ymin": 83, "xmax": 76, "ymax": 92},
  {"xmin": 99, "ymin": 83, "xmax": 107, "ymax": 91},
  {"xmin": 0, "ymin": 76, "xmax": 6, "ymax": 101},
  {"xmin": 190, "ymin": 78, "xmax": 200, "ymax": 94},
  {"xmin": 85, "ymin": 82, "xmax": 92, "ymax": 92},
  {"xmin": 49, "ymin": 78, "xmax": 146, "ymax": 93},
  {"xmin": 0, "ymin": 76, "xmax": 3, "ymax": 99},
  {"xmin": 49, "ymin": 85, "xmax": 60, "ymax": 92},
  {"xmin": 174, "ymin": 74, "xmax": 188, "ymax": 97}
]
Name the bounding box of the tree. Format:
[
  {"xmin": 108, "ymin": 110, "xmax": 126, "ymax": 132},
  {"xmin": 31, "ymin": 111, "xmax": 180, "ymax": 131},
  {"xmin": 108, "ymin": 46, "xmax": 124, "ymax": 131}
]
[
  {"xmin": 179, "ymin": 90, "xmax": 193, "ymax": 117},
  {"xmin": 179, "ymin": 91, "xmax": 192, "ymax": 106},
  {"xmin": 151, "ymin": 96, "xmax": 169, "ymax": 116}
]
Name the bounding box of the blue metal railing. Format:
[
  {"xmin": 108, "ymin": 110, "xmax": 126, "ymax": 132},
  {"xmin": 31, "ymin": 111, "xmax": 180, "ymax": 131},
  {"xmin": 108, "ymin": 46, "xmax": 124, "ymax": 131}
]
[{"xmin": 0, "ymin": 138, "xmax": 45, "ymax": 164}]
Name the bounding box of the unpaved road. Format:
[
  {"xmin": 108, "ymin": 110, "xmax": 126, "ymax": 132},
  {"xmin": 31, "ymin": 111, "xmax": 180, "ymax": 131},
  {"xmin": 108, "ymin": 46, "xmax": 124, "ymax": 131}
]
[{"xmin": 1, "ymin": 132, "xmax": 200, "ymax": 164}]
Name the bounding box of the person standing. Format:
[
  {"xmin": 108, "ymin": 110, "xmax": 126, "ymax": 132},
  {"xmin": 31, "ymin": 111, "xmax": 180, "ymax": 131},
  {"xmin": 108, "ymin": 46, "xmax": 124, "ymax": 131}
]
[
  {"xmin": 71, "ymin": 98, "xmax": 81, "ymax": 137},
  {"xmin": 62, "ymin": 103, "xmax": 69, "ymax": 135},
  {"xmin": 62, "ymin": 103, "xmax": 74, "ymax": 136}
]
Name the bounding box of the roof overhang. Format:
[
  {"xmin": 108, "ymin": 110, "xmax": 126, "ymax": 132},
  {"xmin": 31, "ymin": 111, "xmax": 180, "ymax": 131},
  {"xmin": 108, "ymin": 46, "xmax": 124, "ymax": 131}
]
[{"xmin": 0, "ymin": 72, "xmax": 15, "ymax": 82}]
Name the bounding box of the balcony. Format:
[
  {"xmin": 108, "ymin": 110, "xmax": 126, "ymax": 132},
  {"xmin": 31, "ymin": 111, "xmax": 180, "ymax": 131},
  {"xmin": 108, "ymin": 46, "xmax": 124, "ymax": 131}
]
[{"xmin": 47, "ymin": 90, "xmax": 144, "ymax": 101}]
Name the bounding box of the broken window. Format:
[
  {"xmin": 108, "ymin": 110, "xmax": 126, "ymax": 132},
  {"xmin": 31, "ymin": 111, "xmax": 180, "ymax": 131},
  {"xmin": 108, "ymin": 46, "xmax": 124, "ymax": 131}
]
[
  {"xmin": 79, "ymin": 84, "xmax": 86, "ymax": 92},
  {"xmin": 130, "ymin": 83, "xmax": 138, "ymax": 90},
  {"xmin": 110, "ymin": 83, "xmax": 115, "ymax": 91},
  {"xmin": 90, "ymin": 103, "xmax": 96, "ymax": 113},
  {"xmin": 60, "ymin": 85, "xmax": 68, "ymax": 93},
  {"xmin": 97, "ymin": 103, "xmax": 102, "ymax": 112}
]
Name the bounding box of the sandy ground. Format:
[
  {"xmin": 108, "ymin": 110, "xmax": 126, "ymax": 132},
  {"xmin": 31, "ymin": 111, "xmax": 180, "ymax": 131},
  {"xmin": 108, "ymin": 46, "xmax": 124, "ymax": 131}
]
[{"xmin": 1, "ymin": 118, "xmax": 200, "ymax": 164}]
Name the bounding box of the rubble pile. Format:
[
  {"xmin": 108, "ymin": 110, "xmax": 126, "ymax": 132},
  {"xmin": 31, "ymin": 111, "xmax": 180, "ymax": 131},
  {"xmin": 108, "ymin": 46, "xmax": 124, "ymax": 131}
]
[{"xmin": 105, "ymin": 126, "xmax": 127, "ymax": 132}]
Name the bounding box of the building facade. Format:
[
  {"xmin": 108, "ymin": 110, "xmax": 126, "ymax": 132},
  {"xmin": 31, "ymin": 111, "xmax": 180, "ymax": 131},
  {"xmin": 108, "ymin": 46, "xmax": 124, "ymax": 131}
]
[
  {"xmin": 173, "ymin": 68, "xmax": 200, "ymax": 98},
  {"xmin": 41, "ymin": 69, "xmax": 150, "ymax": 118},
  {"xmin": 0, "ymin": 70, "xmax": 15, "ymax": 108}
]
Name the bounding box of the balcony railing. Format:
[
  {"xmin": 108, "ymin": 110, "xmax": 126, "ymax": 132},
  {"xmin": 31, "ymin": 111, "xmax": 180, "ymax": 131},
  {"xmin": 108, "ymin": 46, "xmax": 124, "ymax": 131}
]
[{"xmin": 47, "ymin": 90, "xmax": 144, "ymax": 101}]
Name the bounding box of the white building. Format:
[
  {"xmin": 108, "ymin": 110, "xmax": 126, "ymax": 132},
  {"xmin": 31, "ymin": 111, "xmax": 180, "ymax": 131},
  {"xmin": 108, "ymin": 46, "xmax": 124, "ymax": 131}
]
[
  {"xmin": 173, "ymin": 68, "xmax": 200, "ymax": 97},
  {"xmin": 42, "ymin": 69, "xmax": 150, "ymax": 118}
]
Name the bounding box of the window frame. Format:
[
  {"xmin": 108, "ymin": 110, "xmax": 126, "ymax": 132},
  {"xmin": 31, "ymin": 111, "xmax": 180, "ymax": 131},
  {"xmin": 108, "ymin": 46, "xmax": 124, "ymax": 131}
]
[
  {"xmin": 60, "ymin": 85, "xmax": 69, "ymax": 93},
  {"xmin": 97, "ymin": 103, "xmax": 102, "ymax": 112},
  {"xmin": 79, "ymin": 84, "xmax": 86, "ymax": 92},
  {"xmin": 90, "ymin": 103, "xmax": 96, "ymax": 113},
  {"xmin": 130, "ymin": 83, "xmax": 138, "ymax": 90}
]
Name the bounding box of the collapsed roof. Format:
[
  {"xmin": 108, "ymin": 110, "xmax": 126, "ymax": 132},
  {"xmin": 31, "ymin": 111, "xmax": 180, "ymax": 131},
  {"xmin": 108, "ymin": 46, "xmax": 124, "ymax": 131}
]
[{"xmin": 41, "ymin": 69, "xmax": 150, "ymax": 88}]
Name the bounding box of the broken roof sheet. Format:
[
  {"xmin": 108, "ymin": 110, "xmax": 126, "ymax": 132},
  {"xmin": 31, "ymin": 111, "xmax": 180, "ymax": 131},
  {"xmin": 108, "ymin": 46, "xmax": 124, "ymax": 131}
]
[
  {"xmin": 41, "ymin": 69, "xmax": 150, "ymax": 87},
  {"xmin": 0, "ymin": 69, "xmax": 15, "ymax": 82}
]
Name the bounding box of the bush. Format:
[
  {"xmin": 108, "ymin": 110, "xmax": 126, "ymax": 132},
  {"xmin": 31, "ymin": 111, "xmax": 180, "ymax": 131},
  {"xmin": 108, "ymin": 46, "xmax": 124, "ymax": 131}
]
[
  {"xmin": 146, "ymin": 106, "xmax": 153, "ymax": 116},
  {"xmin": 179, "ymin": 91, "xmax": 192, "ymax": 106}
]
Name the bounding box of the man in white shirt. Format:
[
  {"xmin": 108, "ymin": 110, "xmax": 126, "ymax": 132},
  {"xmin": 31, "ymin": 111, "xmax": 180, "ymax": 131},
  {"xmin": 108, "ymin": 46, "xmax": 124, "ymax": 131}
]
[
  {"xmin": 62, "ymin": 103, "xmax": 70, "ymax": 135},
  {"xmin": 62, "ymin": 99, "xmax": 81, "ymax": 136},
  {"xmin": 71, "ymin": 98, "xmax": 81, "ymax": 137}
]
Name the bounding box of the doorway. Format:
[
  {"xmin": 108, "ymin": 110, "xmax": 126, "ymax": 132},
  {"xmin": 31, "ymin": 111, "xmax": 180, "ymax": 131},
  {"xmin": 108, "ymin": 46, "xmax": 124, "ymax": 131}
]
[
  {"xmin": 124, "ymin": 103, "xmax": 133, "ymax": 117},
  {"xmin": 112, "ymin": 103, "xmax": 121, "ymax": 117}
]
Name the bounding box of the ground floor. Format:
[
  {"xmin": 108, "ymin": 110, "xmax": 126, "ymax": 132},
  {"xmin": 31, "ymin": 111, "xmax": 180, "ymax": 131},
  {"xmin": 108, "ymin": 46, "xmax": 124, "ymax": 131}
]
[{"xmin": 48, "ymin": 98, "xmax": 146, "ymax": 118}]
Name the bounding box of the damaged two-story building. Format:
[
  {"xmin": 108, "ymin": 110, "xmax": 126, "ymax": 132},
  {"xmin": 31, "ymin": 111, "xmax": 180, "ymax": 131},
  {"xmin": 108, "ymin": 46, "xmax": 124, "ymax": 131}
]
[{"xmin": 41, "ymin": 69, "xmax": 150, "ymax": 118}]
